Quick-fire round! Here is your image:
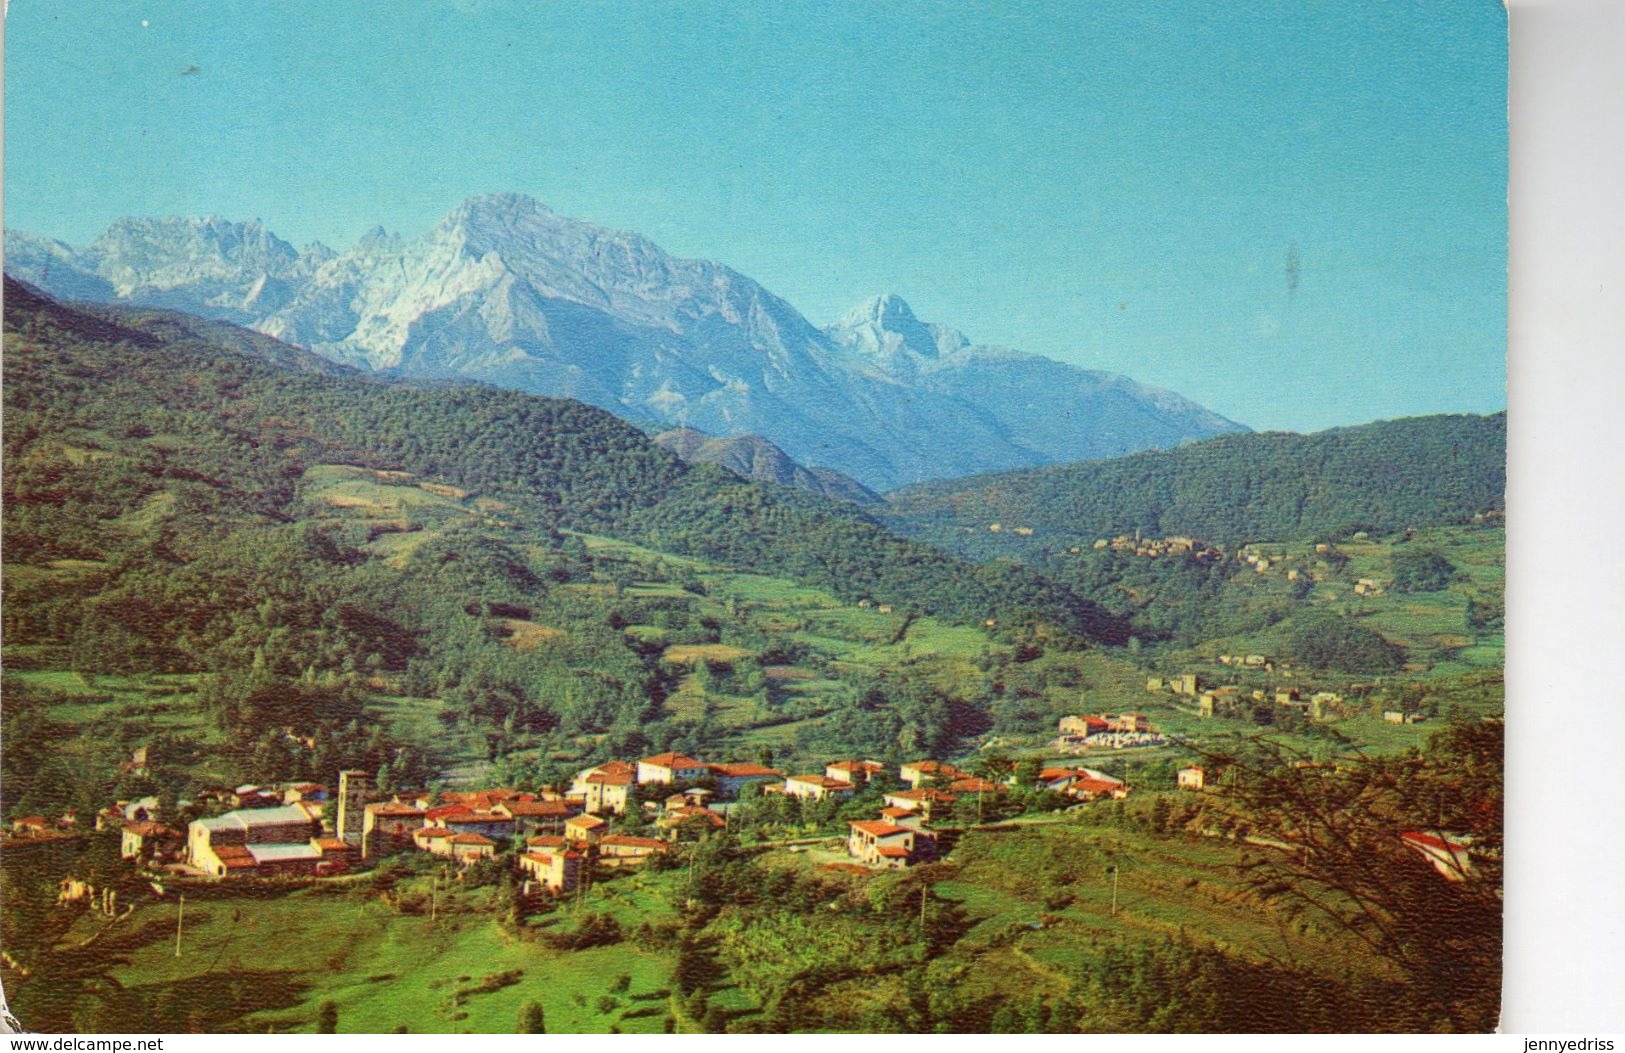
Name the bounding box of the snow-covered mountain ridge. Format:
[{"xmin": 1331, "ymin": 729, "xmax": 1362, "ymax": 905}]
[{"xmin": 5, "ymin": 193, "xmax": 1246, "ymax": 488}]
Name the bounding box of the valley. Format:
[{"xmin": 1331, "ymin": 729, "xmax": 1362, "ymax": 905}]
[{"xmin": 0, "ymin": 281, "xmax": 1503, "ymax": 1033}]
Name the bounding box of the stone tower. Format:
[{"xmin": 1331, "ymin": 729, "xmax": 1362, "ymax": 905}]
[{"xmin": 337, "ymin": 770, "xmax": 371, "ymax": 846}]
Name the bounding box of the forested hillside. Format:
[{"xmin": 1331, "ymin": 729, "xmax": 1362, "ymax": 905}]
[
  {"xmin": 1, "ymin": 279, "xmax": 1128, "ymax": 817},
  {"xmin": 4, "ymin": 279, "xmax": 1111, "ymax": 637},
  {"xmin": 881, "ymin": 414, "xmax": 1505, "ymax": 558}
]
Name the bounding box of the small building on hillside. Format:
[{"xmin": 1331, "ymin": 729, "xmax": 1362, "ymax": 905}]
[
  {"xmin": 899, "ymin": 760, "xmax": 966, "ymax": 789},
  {"xmin": 413, "ymin": 826, "xmax": 457, "ymax": 856},
  {"xmin": 881, "ymin": 787, "xmax": 958, "ymax": 822},
  {"xmin": 825, "ymin": 760, "xmax": 888, "ymax": 786},
  {"xmin": 362, "ymin": 802, "xmax": 426, "ymax": 858},
  {"xmin": 121, "ymin": 820, "xmax": 181, "ymax": 861},
  {"xmin": 846, "ymin": 820, "xmax": 927, "ymax": 868},
  {"xmin": 637, "ymin": 752, "xmax": 708, "ymax": 786},
  {"xmin": 1399, "ymin": 830, "xmax": 1475, "ymax": 882},
  {"xmin": 493, "ymin": 799, "xmax": 580, "ymax": 836},
  {"xmin": 1058, "ymin": 715, "xmax": 1109, "ymax": 739},
  {"xmin": 564, "ymin": 813, "xmax": 608, "ymax": 846},
  {"xmin": 707, "ymin": 762, "xmax": 783, "ymax": 798},
  {"xmin": 282, "ymin": 783, "xmax": 329, "ymax": 804},
  {"xmin": 449, "ymin": 832, "xmax": 498, "ymax": 865},
  {"xmin": 782, "ymin": 775, "xmax": 857, "ymax": 802},
  {"xmin": 1177, "ymin": 767, "xmax": 1206, "ymax": 791},
  {"xmin": 519, "ymin": 847, "xmax": 583, "ymax": 893},
  {"xmin": 658, "ymin": 806, "xmax": 726, "ymax": 840},
  {"xmin": 574, "ymin": 761, "xmax": 637, "ymax": 815},
  {"xmin": 947, "ymin": 777, "xmax": 1005, "ymax": 795},
  {"xmin": 598, "ymin": 834, "xmax": 671, "ymax": 866},
  {"xmin": 188, "ymin": 806, "xmax": 321, "ymax": 877}
]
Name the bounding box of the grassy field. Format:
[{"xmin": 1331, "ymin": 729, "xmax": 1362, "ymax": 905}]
[{"xmin": 57, "ymin": 874, "xmax": 683, "ymax": 1034}]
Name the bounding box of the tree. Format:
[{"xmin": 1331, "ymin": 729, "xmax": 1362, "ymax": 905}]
[
  {"xmin": 518, "ymin": 1000, "xmax": 546, "ymax": 1033},
  {"xmin": 1198, "ymin": 721, "xmax": 1502, "ymax": 1030},
  {"xmin": 1283, "ymin": 613, "xmax": 1404, "ymax": 674},
  {"xmin": 1390, "ymin": 549, "xmax": 1457, "ymax": 594},
  {"xmin": 316, "ymin": 999, "xmax": 339, "ymax": 1034}
]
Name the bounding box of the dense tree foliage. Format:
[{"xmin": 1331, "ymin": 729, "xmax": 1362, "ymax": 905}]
[{"xmin": 882, "ymin": 413, "xmax": 1506, "ymax": 555}]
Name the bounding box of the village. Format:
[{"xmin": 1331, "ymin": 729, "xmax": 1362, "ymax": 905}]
[{"xmin": 15, "ymin": 730, "xmax": 1160, "ymax": 914}]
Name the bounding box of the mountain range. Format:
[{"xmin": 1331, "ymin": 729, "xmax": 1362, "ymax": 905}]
[{"xmin": 5, "ymin": 194, "xmax": 1245, "ymax": 489}]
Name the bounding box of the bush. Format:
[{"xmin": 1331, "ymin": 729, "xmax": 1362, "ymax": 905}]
[{"xmin": 1390, "ymin": 549, "xmax": 1457, "ymax": 593}]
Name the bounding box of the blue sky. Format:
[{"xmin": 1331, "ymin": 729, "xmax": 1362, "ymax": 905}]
[{"xmin": 4, "ymin": 0, "xmax": 1506, "ymax": 432}]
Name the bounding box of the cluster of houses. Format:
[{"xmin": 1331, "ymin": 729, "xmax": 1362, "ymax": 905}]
[
  {"xmin": 1146, "ymin": 669, "xmax": 1350, "ymax": 723},
  {"xmin": 1196, "ymin": 684, "xmax": 1347, "ymax": 721},
  {"xmin": 1085, "ymin": 534, "xmax": 1225, "ymax": 561},
  {"xmin": 72, "ymin": 741, "xmax": 1157, "ymax": 899},
  {"xmin": 92, "ymin": 750, "xmax": 1035, "ymax": 892},
  {"xmin": 1055, "ymin": 713, "xmax": 1165, "ymax": 751}
]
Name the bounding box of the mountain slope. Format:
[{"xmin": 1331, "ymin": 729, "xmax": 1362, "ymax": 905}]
[
  {"xmin": 879, "ymin": 413, "xmax": 1507, "ymax": 560},
  {"xmin": 6, "ymin": 194, "xmax": 1245, "ymax": 488},
  {"xmin": 2, "ymin": 277, "xmax": 1119, "ymax": 640},
  {"xmin": 825, "ymin": 293, "xmax": 1246, "ymax": 465},
  {"xmin": 651, "ymin": 428, "xmax": 880, "ymax": 506}
]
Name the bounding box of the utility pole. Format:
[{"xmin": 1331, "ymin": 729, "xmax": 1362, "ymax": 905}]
[
  {"xmin": 1106, "ymin": 865, "xmax": 1119, "ymax": 917},
  {"xmin": 174, "ymin": 893, "xmax": 185, "ymax": 957},
  {"xmin": 919, "ymin": 883, "xmax": 928, "ymax": 929}
]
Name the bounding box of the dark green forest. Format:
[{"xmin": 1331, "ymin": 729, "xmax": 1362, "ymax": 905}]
[{"xmin": 880, "ymin": 412, "xmax": 1505, "ymax": 555}]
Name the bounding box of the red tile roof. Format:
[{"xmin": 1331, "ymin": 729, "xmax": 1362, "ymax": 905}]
[
  {"xmin": 585, "ymin": 771, "xmax": 634, "ymax": 786},
  {"xmin": 788, "ymin": 775, "xmax": 854, "ymax": 790},
  {"xmin": 948, "ymin": 778, "xmax": 1005, "ymax": 794},
  {"xmin": 903, "ymin": 760, "xmax": 965, "ymax": 776},
  {"xmin": 879, "ymin": 806, "xmax": 913, "ymax": 819},
  {"xmin": 501, "ymin": 800, "xmax": 575, "ymax": 817},
  {"xmin": 315, "ymin": 838, "xmax": 353, "ymax": 853},
  {"xmin": 828, "ymin": 760, "xmax": 886, "ymax": 774},
  {"xmin": 640, "ymin": 751, "xmax": 704, "ymax": 769},
  {"xmin": 566, "ymin": 814, "xmax": 608, "ymax": 829},
  {"xmin": 424, "ymin": 804, "xmax": 477, "ymax": 821},
  {"xmin": 876, "ymin": 845, "xmax": 912, "ymax": 859},
  {"xmin": 213, "ymin": 844, "xmax": 257, "ymax": 868},
  {"xmin": 527, "ymin": 835, "xmax": 568, "ymax": 848},
  {"xmin": 849, "ymin": 820, "xmax": 910, "ymax": 838},
  {"xmin": 887, "ymin": 788, "xmax": 957, "ymax": 804},
  {"xmin": 600, "ymin": 834, "xmax": 669, "ymax": 850},
  {"xmin": 415, "ymin": 826, "xmax": 454, "ymax": 839},
  {"xmin": 449, "ymin": 832, "xmax": 496, "ymax": 846},
  {"xmin": 709, "ymin": 762, "xmax": 783, "ymax": 778}
]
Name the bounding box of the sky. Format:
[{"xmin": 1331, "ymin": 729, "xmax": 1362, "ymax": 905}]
[{"xmin": 3, "ymin": 0, "xmax": 1507, "ymax": 432}]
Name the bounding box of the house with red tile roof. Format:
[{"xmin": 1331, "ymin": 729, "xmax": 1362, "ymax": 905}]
[
  {"xmin": 493, "ymin": 798, "xmax": 580, "ymax": 835},
  {"xmin": 847, "ymin": 819, "xmax": 926, "ymax": 868},
  {"xmin": 637, "ymin": 752, "xmax": 709, "ymax": 785},
  {"xmin": 572, "ymin": 761, "xmax": 638, "ymax": 815},
  {"xmin": 882, "ymin": 787, "xmax": 958, "ymax": 822},
  {"xmin": 526, "ymin": 833, "xmax": 567, "ymax": 848},
  {"xmin": 782, "ymin": 775, "xmax": 858, "ymax": 801},
  {"xmin": 1400, "ymin": 830, "xmax": 1476, "ymax": 882},
  {"xmin": 413, "ymin": 826, "xmax": 457, "ymax": 856},
  {"xmin": 899, "ymin": 760, "xmax": 967, "ymax": 788},
  {"xmin": 658, "ymin": 806, "xmax": 726, "ymax": 840},
  {"xmin": 599, "ymin": 834, "xmax": 672, "ymax": 866},
  {"xmin": 825, "ymin": 759, "xmax": 888, "ymax": 786},
  {"xmin": 448, "ymin": 832, "xmax": 498, "ymax": 864},
  {"xmin": 362, "ymin": 801, "xmax": 427, "ymax": 858},
  {"xmin": 519, "ymin": 847, "xmax": 583, "ymax": 893},
  {"xmin": 947, "ymin": 777, "xmax": 1006, "ymax": 795},
  {"xmin": 120, "ymin": 820, "xmax": 181, "ymax": 862},
  {"xmin": 565, "ymin": 813, "xmax": 608, "ymax": 845},
  {"xmin": 707, "ymin": 762, "xmax": 783, "ymax": 797}
]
